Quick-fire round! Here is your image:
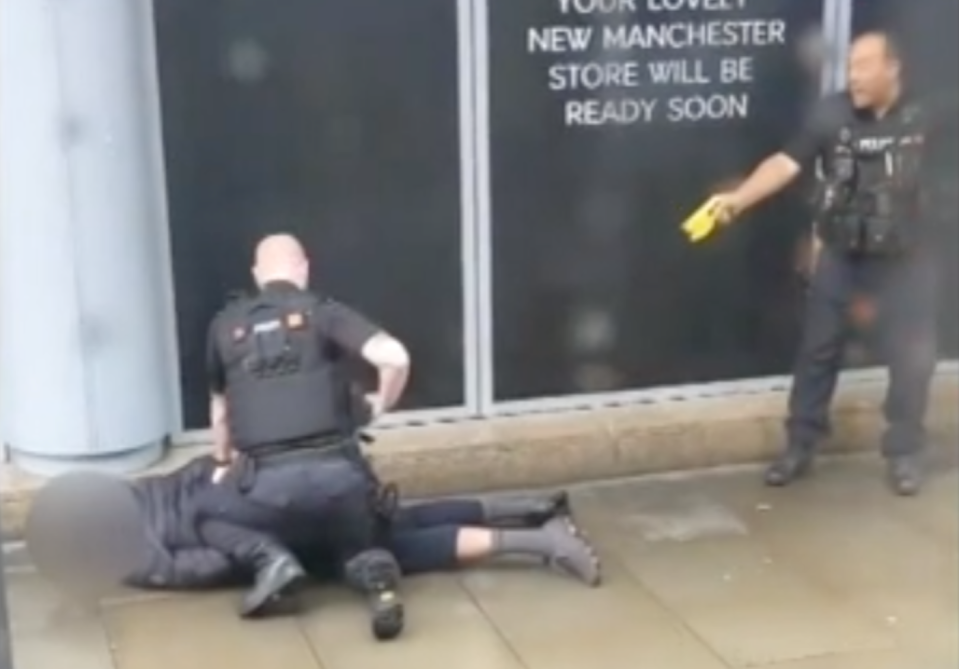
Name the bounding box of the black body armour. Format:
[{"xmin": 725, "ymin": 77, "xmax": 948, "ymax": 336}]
[
  {"xmin": 215, "ymin": 290, "xmax": 343, "ymax": 453},
  {"xmin": 816, "ymin": 104, "xmax": 926, "ymax": 256}
]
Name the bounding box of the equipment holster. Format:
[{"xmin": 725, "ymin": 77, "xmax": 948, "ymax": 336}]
[
  {"xmin": 366, "ymin": 480, "xmax": 396, "ymax": 544},
  {"xmin": 343, "ymin": 429, "xmax": 397, "ymax": 541},
  {"xmin": 817, "ymin": 126, "xmax": 923, "ymax": 258}
]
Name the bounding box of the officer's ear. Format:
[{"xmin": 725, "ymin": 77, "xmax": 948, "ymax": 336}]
[
  {"xmin": 887, "ymin": 57, "xmax": 901, "ymax": 79},
  {"xmin": 881, "ymin": 35, "xmax": 902, "ymax": 76},
  {"xmin": 295, "ymin": 257, "xmax": 310, "ymax": 287}
]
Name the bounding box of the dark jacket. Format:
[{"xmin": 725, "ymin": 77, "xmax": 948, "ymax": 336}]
[{"xmin": 125, "ymin": 458, "xmax": 237, "ymax": 589}]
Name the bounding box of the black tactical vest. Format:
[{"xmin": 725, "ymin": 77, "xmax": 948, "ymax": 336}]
[
  {"xmin": 215, "ymin": 288, "xmax": 343, "ymax": 452},
  {"xmin": 817, "ymin": 102, "xmax": 926, "ymax": 256}
]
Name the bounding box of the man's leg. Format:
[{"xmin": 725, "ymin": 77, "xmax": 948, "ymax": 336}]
[
  {"xmin": 233, "ymin": 454, "xmax": 402, "ymax": 620},
  {"xmin": 293, "ymin": 457, "xmax": 405, "ymax": 641},
  {"xmin": 329, "ymin": 493, "xmax": 405, "ymax": 641},
  {"xmin": 387, "ymin": 519, "xmax": 601, "ymax": 586},
  {"xmin": 876, "ymin": 255, "xmax": 939, "ymax": 496},
  {"xmin": 191, "ymin": 468, "xmax": 316, "ymax": 618},
  {"xmin": 770, "ymin": 248, "xmax": 852, "ymax": 486},
  {"xmin": 196, "ymin": 518, "xmax": 306, "ymax": 618},
  {"xmin": 395, "ymin": 492, "xmax": 569, "ymax": 530}
]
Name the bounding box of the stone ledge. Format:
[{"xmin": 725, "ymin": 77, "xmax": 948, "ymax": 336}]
[{"xmin": 2, "ymin": 377, "xmax": 956, "ymax": 541}]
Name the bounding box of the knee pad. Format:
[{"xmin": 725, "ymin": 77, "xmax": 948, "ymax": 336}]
[{"xmin": 343, "ymin": 548, "xmax": 401, "ymax": 593}]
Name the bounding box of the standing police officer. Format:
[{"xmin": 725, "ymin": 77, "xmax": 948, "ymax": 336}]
[
  {"xmin": 200, "ymin": 233, "xmax": 411, "ymax": 638},
  {"xmin": 706, "ymin": 32, "xmax": 941, "ymax": 496}
]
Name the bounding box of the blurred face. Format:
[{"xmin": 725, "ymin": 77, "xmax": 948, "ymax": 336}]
[
  {"xmin": 26, "ymin": 473, "xmax": 150, "ymax": 598},
  {"xmin": 847, "ymin": 35, "xmax": 900, "ymax": 110}
]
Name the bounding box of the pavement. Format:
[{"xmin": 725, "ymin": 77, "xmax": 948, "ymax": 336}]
[{"xmin": 4, "ymin": 452, "xmax": 958, "ymax": 669}]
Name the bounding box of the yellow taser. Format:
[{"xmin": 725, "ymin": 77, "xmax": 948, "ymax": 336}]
[{"xmin": 681, "ymin": 197, "xmax": 722, "ymax": 243}]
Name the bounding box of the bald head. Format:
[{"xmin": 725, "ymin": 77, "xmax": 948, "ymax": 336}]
[
  {"xmin": 848, "ymin": 31, "xmax": 901, "ymax": 111},
  {"xmin": 252, "ymin": 233, "xmax": 310, "ymax": 288}
]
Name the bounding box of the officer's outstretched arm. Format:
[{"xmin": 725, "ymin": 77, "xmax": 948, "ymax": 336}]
[
  {"xmin": 684, "ymin": 152, "xmax": 802, "ymax": 242},
  {"xmin": 361, "ymin": 333, "xmax": 410, "ymax": 416},
  {"xmin": 728, "ymin": 152, "xmax": 802, "ymax": 217}
]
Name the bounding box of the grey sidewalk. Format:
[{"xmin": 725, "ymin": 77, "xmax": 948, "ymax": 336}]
[{"xmin": 6, "ymin": 453, "xmax": 958, "ymax": 669}]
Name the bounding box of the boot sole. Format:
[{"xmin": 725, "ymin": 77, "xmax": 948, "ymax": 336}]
[
  {"xmin": 371, "ymin": 590, "xmax": 405, "ymax": 641},
  {"xmin": 888, "ymin": 475, "xmax": 921, "ymax": 497},
  {"xmin": 764, "ymin": 459, "xmax": 814, "ymax": 487},
  {"xmin": 240, "ymin": 570, "xmax": 308, "ymax": 619},
  {"xmin": 892, "ymin": 484, "xmax": 920, "ymax": 497},
  {"xmin": 549, "ymin": 518, "xmax": 603, "ymax": 587}
]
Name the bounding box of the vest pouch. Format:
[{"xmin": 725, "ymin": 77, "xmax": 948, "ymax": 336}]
[
  {"xmin": 819, "ymin": 211, "xmax": 863, "ymax": 253},
  {"xmin": 860, "ymin": 214, "xmax": 914, "ymax": 256},
  {"xmin": 227, "ymin": 367, "xmax": 341, "ymax": 452},
  {"xmin": 859, "ymin": 188, "xmax": 917, "ymax": 257}
]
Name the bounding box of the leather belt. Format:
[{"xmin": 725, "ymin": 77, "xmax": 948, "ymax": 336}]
[
  {"xmin": 231, "ymin": 435, "xmax": 350, "ymax": 491},
  {"xmin": 248, "ymin": 433, "xmax": 349, "ymax": 461}
]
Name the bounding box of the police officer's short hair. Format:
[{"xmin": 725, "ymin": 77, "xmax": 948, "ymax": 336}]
[{"xmin": 852, "ymin": 29, "xmax": 902, "ymax": 63}]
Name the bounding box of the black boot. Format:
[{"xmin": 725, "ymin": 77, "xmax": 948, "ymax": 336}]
[
  {"xmin": 764, "ymin": 444, "xmax": 815, "ymax": 487},
  {"xmin": 239, "ymin": 547, "xmax": 307, "ymax": 619},
  {"xmin": 481, "ymin": 491, "xmax": 571, "ymax": 527},
  {"xmin": 343, "ymin": 549, "xmax": 405, "ymax": 641},
  {"xmin": 491, "ymin": 517, "xmax": 602, "ymax": 587},
  {"xmin": 887, "ymin": 454, "xmax": 923, "ymax": 497}
]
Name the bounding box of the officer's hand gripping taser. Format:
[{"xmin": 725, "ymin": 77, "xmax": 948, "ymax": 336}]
[{"xmin": 681, "ymin": 196, "xmax": 723, "ymax": 243}]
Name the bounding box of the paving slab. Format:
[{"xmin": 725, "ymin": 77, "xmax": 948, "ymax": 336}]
[
  {"xmin": 300, "ymin": 576, "xmax": 526, "ymax": 669},
  {"xmin": 459, "ymin": 561, "xmax": 728, "ymax": 669},
  {"xmin": 578, "ymin": 486, "xmax": 894, "ymax": 667},
  {"xmin": 105, "ymin": 593, "xmax": 323, "ymax": 669},
  {"xmin": 753, "ymin": 649, "xmax": 955, "ymax": 669},
  {"xmin": 5, "ymin": 574, "xmax": 112, "ymax": 669},
  {"xmin": 3, "ymin": 456, "xmax": 957, "ymax": 669}
]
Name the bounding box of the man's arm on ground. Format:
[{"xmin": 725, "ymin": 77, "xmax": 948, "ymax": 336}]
[{"xmin": 126, "ymin": 547, "xmax": 235, "ymax": 590}]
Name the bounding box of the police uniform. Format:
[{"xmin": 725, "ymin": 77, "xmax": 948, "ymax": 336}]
[
  {"xmin": 111, "ymin": 455, "xmax": 570, "ymax": 588},
  {"xmin": 198, "ymin": 280, "xmax": 404, "ymax": 638},
  {"xmin": 767, "ymin": 91, "xmax": 940, "ymax": 494}
]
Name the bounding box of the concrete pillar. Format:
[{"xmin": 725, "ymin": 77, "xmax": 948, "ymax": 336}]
[{"xmin": 0, "ymin": 0, "xmax": 179, "ymax": 475}]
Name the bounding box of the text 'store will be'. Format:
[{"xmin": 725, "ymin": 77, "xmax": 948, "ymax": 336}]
[{"xmin": 528, "ymin": 0, "xmax": 793, "ymax": 126}]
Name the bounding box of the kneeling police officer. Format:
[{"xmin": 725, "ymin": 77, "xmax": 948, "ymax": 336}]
[
  {"xmin": 200, "ymin": 233, "xmax": 411, "ymax": 638},
  {"xmin": 704, "ymin": 32, "xmax": 945, "ymax": 495}
]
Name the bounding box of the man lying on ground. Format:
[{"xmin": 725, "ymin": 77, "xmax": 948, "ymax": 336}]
[{"xmin": 26, "ymin": 456, "xmax": 602, "ymax": 595}]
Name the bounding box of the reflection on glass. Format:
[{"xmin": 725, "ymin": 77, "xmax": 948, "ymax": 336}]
[
  {"xmin": 156, "ymin": 0, "xmax": 464, "ymax": 424},
  {"xmin": 489, "ymin": 0, "xmax": 825, "ymax": 400}
]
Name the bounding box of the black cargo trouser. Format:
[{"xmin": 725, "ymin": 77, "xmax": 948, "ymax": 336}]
[
  {"xmin": 786, "ymin": 245, "xmax": 939, "ymax": 457},
  {"xmin": 193, "ymin": 445, "xmax": 379, "ymax": 571}
]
